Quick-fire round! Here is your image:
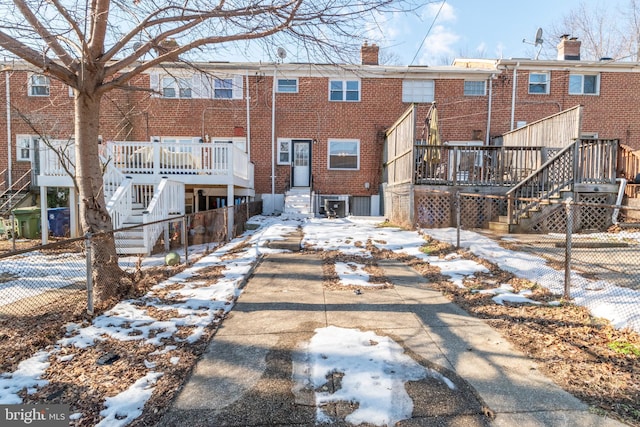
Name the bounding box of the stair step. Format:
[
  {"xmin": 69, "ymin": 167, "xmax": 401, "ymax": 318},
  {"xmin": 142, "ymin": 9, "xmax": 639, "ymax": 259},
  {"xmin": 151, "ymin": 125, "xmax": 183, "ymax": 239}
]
[{"xmin": 488, "ymin": 221, "xmax": 513, "ymax": 233}]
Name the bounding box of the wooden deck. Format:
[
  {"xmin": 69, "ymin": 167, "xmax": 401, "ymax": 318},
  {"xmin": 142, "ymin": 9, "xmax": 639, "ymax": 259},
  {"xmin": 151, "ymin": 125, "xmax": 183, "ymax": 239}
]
[{"xmin": 38, "ymin": 141, "xmax": 254, "ymax": 190}]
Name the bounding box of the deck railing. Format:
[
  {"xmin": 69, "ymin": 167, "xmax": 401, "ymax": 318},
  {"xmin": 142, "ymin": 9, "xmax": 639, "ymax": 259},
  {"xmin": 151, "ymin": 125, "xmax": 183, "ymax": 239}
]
[
  {"xmin": 414, "ymin": 144, "xmax": 546, "ymax": 187},
  {"xmin": 41, "ymin": 141, "xmax": 252, "ymax": 184},
  {"xmin": 505, "ymin": 139, "xmax": 618, "ymax": 224},
  {"xmin": 142, "ymin": 178, "xmax": 185, "ymax": 255},
  {"xmin": 103, "ymin": 141, "xmax": 249, "ymax": 178}
]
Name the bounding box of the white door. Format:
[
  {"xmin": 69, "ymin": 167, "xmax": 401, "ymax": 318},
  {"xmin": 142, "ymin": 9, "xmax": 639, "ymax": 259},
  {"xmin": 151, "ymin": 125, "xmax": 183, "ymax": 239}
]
[{"xmin": 292, "ymin": 140, "xmax": 311, "ymax": 187}]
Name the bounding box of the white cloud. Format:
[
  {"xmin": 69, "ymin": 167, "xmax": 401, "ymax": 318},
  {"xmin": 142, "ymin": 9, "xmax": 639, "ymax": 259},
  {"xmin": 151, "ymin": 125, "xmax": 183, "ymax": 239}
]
[
  {"xmin": 417, "ymin": 25, "xmax": 460, "ymax": 65},
  {"xmin": 423, "ymin": 2, "xmax": 457, "ymax": 22}
]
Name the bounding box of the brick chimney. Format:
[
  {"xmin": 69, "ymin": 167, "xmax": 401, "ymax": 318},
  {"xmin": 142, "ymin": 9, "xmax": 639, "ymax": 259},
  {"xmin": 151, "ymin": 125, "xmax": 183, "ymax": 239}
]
[
  {"xmin": 361, "ymin": 41, "xmax": 379, "ymax": 65},
  {"xmin": 557, "ymin": 35, "xmax": 581, "ymax": 60}
]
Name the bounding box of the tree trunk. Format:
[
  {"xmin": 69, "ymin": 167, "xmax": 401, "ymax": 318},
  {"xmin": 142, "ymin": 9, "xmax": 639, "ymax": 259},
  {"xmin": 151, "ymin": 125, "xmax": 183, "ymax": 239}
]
[{"xmin": 75, "ymin": 90, "xmax": 129, "ymax": 308}]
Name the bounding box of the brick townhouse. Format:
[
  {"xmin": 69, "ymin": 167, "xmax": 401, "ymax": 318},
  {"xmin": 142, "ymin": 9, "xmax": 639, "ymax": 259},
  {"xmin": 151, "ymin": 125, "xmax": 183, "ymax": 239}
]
[{"xmin": 1, "ymin": 37, "xmax": 640, "ymax": 222}]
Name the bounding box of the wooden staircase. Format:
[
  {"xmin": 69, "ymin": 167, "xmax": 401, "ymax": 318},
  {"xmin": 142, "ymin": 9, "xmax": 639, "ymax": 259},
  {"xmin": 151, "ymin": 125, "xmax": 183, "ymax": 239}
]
[{"xmin": 488, "ymin": 139, "xmax": 619, "ymax": 233}]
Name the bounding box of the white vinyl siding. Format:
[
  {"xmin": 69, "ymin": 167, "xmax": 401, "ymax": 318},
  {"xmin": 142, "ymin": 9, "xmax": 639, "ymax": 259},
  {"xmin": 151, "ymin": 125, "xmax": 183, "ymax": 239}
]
[{"xmin": 402, "ymin": 80, "xmax": 435, "ymax": 103}]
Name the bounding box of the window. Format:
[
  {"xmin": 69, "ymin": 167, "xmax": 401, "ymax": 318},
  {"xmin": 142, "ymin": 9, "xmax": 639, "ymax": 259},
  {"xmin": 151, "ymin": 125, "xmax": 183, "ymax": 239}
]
[
  {"xmin": 464, "ymin": 80, "xmax": 486, "ymax": 96},
  {"xmin": 328, "ymin": 139, "xmax": 359, "ymax": 170},
  {"xmin": 162, "ymin": 77, "xmax": 192, "ymax": 98},
  {"xmin": 329, "ymin": 80, "xmax": 360, "ymax": 101},
  {"xmin": 28, "ymin": 74, "xmax": 50, "ymax": 96},
  {"xmin": 214, "ymin": 78, "xmax": 234, "ymax": 99},
  {"xmin": 277, "ymin": 79, "xmax": 298, "ymax": 93},
  {"xmin": 160, "ymin": 136, "xmax": 199, "ymax": 153},
  {"xmin": 277, "ymin": 139, "xmax": 291, "ymax": 164},
  {"xmin": 569, "ymin": 74, "xmax": 599, "ymax": 95},
  {"xmin": 17, "ymin": 135, "xmax": 36, "ymax": 161},
  {"xmin": 528, "ymin": 72, "xmax": 549, "ymax": 94},
  {"xmin": 402, "ymin": 80, "xmax": 434, "ymax": 103},
  {"xmin": 150, "ymin": 72, "xmax": 243, "ymax": 99}
]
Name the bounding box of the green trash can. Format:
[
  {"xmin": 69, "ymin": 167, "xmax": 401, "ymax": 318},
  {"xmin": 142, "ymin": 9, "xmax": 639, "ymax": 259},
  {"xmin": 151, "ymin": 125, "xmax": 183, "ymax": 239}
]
[{"xmin": 12, "ymin": 206, "xmax": 41, "ymax": 239}]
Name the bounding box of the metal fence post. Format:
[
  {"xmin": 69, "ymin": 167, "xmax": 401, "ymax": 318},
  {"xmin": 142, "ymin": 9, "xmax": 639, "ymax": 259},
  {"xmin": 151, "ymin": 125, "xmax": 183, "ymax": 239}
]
[
  {"xmin": 85, "ymin": 232, "xmax": 94, "ymax": 316},
  {"xmin": 182, "ymin": 216, "xmax": 189, "ymax": 265},
  {"xmin": 455, "ymin": 191, "xmax": 461, "ymax": 249},
  {"xmin": 564, "ymin": 199, "xmax": 573, "ymax": 300}
]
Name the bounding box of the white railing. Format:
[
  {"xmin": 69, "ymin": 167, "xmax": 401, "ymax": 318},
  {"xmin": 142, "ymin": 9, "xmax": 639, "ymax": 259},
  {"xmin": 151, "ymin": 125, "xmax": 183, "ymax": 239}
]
[
  {"xmin": 106, "ymin": 177, "xmax": 133, "ymax": 231},
  {"xmin": 40, "ymin": 139, "xmax": 76, "ymax": 177},
  {"xmin": 142, "ymin": 178, "xmax": 185, "ymax": 255},
  {"xmin": 40, "ymin": 140, "xmax": 253, "ymax": 186}
]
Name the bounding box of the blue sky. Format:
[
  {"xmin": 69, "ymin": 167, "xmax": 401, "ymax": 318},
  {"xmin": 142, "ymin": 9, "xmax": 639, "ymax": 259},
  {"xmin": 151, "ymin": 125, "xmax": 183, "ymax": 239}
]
[{"xmin": 381, "ymin": 0, "xmax": 604, "ymax": 65}]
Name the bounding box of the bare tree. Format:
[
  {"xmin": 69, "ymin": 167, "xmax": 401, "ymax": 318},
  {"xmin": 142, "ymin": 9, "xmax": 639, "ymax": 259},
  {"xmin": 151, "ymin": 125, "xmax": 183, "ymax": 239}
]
[
  {"xmin": 0, "ymin": 0, "xmax": 423, "ymax": 308},
  {"xmin": 546, "ymin": 0, "xmax": 639, "ymax": 61}
]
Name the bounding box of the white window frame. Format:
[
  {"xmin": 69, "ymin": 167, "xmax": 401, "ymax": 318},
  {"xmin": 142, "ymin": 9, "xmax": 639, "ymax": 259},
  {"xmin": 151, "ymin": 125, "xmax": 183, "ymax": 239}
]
[
  {"xmin": 277, "ymin": 138, "xmax": 291, "ymax": 165},
  {"xmin": 464, "ymin": 80, "xmax": 486, "ymax": 96},
  {"xmin": 16, "ymin": 135, "xmax": 36, "ymax": 161},
  {"xmin": 276, "ymin": 78, "xmax": 298, "ymax": 93},
  {"xmin": 161, "ymin": 76, "xmax": 192, "ymax": 99},
  {"xmin": 28, "ymin": 74, "xmax": 50, "ymax": 97},
  {"xmin": 569, "ymin": 74, "xmax": 600, "ymax": 95},
  {"xmin": 149, "ymin": 71, "xmax": 243, "ymax": 100},
  {"xmin": 528, "ymin": 72, "xmax": 549, "ymax": 94},
  {"xmin": 402, "ymin": 80, "xmax": 435, "ymax": 103},
  {"xmin": 328, "ymin": 139, "xmax": 360, "ymax": 170},
  {"xmin": 160, "ymin": 136, "xmax": 200, "ymax": 153},
  {"xmin": 329, "ymin": 79, "xmax": 360, "ymax": 102}
]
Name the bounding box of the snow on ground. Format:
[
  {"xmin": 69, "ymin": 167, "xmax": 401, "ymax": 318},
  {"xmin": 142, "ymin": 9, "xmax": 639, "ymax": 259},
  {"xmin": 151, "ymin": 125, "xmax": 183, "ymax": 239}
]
[
  {"xmin": 426, "ymin": 227, "xmax": 640, "ymax": 332},
  {"xmin": 0, "ymin": 215, "xmax": 639, "ymax": 425},
  {"xmin": 292, "ymin": 326, "xmax": 455, "ymax": 426}
]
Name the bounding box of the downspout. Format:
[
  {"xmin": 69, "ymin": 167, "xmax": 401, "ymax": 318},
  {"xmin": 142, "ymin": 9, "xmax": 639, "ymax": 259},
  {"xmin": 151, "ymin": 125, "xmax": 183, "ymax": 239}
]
[
  {"xmin": 245, "ymin": 71, "xmax": 251, "ymax": 158},
  {"xmin": 485, "ymin": 74, "xmax": 494, "ymax": 145},
  {"xmin": 5, "ymin": 70, "xmax": 11, "ymax": 188},
  {"xmin": 271, "ymin": 66, "xmax": 276, "ymax": 207},
  {"xmin": 510, "ymin": 62, "xmax": 519, "ymax": 131},
  {"xmin": 612, "ymin": 178, "xmax": 627, "ymax": 225}
]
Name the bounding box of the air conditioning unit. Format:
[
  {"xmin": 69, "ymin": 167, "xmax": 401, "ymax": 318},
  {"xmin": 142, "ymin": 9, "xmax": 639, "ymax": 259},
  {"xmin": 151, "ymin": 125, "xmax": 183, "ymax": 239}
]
[{"xmin": 324, "ymin": 199, "xmax": 346, "ymax": 218}]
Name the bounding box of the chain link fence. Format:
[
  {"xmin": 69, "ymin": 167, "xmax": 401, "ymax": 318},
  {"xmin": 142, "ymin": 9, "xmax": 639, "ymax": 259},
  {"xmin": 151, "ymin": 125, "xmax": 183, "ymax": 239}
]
[
  {"xmin": 0, "ymin": 201, "xmax": 262, "ymax": 319},
  {"xmin": 415, "ymin": 190, "xmax": 640, "ymax": 333}
]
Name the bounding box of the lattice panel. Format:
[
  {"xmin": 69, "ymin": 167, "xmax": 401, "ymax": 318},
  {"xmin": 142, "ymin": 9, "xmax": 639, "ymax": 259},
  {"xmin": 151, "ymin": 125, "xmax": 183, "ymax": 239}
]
[
  {"xmin": 460, "ymin": 195, "xmax": 506, "ymax": 228},
  {"xmin": 415, "ymin": 192, "xmax": 451, "ymax": 228},
  {"xmin": 576, "ymin": 194, "xmax": 613, "ymax": 230},
  {"xmin": 530, "ymin": 205, "xmax": 566, "ymax": 233},
  {"xmin": 547, "ymin": 150, "xmax": 573, "ymax": 183}
]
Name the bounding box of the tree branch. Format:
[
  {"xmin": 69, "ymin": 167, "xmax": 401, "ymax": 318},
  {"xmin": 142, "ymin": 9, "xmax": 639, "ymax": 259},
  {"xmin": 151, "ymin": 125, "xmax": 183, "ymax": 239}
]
[{"xmin": 13, "ymin": 0, "xmax": 76, "ymax": 69}]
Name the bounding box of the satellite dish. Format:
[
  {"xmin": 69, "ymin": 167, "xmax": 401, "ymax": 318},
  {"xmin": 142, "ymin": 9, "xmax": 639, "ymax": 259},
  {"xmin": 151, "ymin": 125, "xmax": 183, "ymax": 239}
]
[
  {"xmin": 132, "ymin": 41, "xmax": 144, "ymax": 51},
  {"xmin": 522, "ymin": 27, "xmax": 544, "ymax": 59},
  {"xmin": 277, "ymin": 47, "xmax": 287, "ymax": 60},
  {"xmin": 534, "ymin": 28, "xmax": 544, "ymax": 46}
]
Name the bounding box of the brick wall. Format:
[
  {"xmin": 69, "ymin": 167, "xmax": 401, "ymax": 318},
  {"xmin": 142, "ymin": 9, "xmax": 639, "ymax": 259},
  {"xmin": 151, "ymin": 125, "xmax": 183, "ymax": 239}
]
[{"xmin": 3, "ymin": 58, "xmax": 640, "ymax": 198}]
